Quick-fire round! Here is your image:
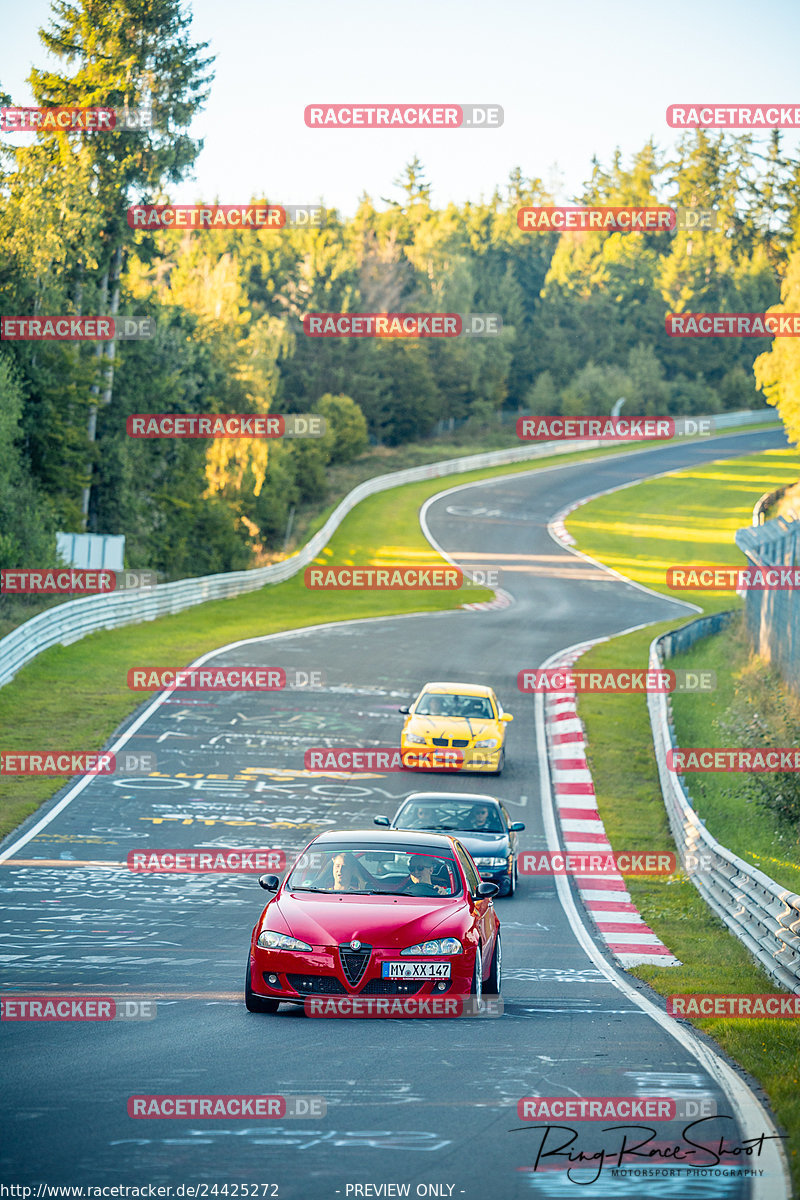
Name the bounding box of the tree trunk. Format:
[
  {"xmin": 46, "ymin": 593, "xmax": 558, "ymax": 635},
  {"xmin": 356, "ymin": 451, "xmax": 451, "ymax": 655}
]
[{"xmin": 81, "ymin": 243, "xmax": 122, "ymax": 530}]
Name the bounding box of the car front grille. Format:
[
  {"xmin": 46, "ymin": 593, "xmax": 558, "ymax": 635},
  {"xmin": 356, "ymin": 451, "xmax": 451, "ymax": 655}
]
[
  {"xmin": 360, "ymin": 978, "xmax": 426, "ymax": 995},
  {"xmin": 339, "ymin": 945, "xmax": 372, "ymax": 985},
  {"xmin": 431, "ymin": 737, "xmax": 449, "ymax": 747},
  {"xmin": 284, "ymin": 974, "xmax": 347, "ymax": 995},
  {"xmin": 284, "ymin": 973, "xmax": 427, "ymax": 997},
  {"xmin": 451, "ymin": 739, "xmax": 469, "ymax": 748}
]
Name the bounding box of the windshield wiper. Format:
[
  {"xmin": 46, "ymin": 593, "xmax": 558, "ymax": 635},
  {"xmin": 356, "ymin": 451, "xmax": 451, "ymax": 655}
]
[{"xmin": 290, "ymin": 886, "xmax": 331, "ymax": 892}]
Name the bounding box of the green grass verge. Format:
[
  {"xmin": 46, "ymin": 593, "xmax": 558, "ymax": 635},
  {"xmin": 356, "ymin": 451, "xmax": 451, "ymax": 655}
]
[
  {"xmin": 568, "ymin": 447, "xmax": 800, "ymax": 1190},
  {"xmin": 669, "ymin": 617, "xmax": 800, "ymax": 892},
  {"xmin": 567, "ymin": 444, "xmax": 797, "ymax": 616}
]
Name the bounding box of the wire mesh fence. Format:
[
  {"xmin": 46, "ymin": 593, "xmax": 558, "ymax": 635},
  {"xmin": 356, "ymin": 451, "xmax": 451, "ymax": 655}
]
[{"xmin": 735, "ymin": 517, "xmax": 800, "ymax": 696}]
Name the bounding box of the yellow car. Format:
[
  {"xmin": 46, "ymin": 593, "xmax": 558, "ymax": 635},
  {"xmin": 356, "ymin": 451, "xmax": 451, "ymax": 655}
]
[{"xmin": 399, "ymin": 682, "xmax": 513, "ymax": 774}]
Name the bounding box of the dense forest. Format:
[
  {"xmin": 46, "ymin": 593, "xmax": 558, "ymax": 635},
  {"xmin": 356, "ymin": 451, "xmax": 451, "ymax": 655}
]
[{"xmin": 2, "ymin": 0, "xmax": 800, "ymax": 580}]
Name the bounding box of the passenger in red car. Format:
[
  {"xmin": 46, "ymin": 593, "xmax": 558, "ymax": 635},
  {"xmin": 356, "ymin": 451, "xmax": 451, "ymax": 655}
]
[{"xmin": 331, "ymin": 852, "xmax": 369, "ymax": 892}]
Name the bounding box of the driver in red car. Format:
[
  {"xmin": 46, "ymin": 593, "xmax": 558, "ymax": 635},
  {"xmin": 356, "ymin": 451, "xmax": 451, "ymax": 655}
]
[{"xmin": 401, "ymin": 854, "xmax": 449, "ymax": 896}]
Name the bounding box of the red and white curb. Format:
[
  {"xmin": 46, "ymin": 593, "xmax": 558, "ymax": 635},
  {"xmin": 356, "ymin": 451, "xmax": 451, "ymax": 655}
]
[
  {"xmin": 550, "ymin": 488, "xmax": 617, "ymax": 548},
  {"xmin": 462, "ymin": 587, "xmax": 513, "ymax": 612},
  {"xmin": 545, "ymin": 644, "xmax": 681, "ymax": 968},
  {"xmin": 550, "ymin": 512, "xmax": 577, "ymax": 546},
  {"xmin": 550, "ymin": 483, "xmax": 651, "ymax": 550}
]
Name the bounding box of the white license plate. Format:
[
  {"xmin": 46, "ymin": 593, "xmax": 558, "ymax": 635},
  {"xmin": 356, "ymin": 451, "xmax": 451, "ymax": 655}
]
[{"xmin": 382, "ymin": 961, "xmax": 451, "ymax": 979}]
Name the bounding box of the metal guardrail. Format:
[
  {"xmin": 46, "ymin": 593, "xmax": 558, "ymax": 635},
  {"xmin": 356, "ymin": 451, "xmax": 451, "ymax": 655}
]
[
  {"xmin": 738, "ymin": 515, "xmax": 800, "ymax": 560},
  {"xmin": 753, "ymin": 486, "xmax": 789, "ymax": 526},
  {"xmin": 0, "ymin": 407, "xmax": 777, "ymax": 690},
  {"xmin": 648, "ymin": 614, "xmax": 800, "ymax": 993}
]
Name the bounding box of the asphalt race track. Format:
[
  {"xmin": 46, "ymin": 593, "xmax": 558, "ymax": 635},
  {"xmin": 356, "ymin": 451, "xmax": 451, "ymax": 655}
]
[{"xmin": 0, "ymin": 428, "xmax": 788, "ymax": 1199}]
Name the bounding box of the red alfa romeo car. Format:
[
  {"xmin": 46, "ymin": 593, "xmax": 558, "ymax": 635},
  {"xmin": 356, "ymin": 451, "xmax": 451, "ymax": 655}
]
[{"xmin": 245, "ymin": 829, "xmax": 501, "ymax": 1013}]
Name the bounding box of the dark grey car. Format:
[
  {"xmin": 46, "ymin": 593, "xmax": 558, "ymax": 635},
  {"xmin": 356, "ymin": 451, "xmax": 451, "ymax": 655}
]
[{"xmin": 374, "ymin": 791, "xmax": 525, "ymax": 896}]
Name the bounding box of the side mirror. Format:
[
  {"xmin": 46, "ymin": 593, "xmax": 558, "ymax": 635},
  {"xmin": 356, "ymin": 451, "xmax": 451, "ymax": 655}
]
[
  {"xmin": 501, "ymin": 713, "xmax": 513, "ymax": 723},
  {"xmin": 259, "ymin": 874, "xmax": 280, "ymax": 892},
  {"xmin": 373, "ymin": 815, "xmax": 390, "ymax": 826},
  {"xmin": 398, "ymin": 706, "xmax": 410, "ymax": 715},
  {"xmin": 476, "ymin": 881, "xmax": 499, "ymax": 899},
  {"xmin": 509, "ymin": 822, "xmax": 525, "ymax": 832}
]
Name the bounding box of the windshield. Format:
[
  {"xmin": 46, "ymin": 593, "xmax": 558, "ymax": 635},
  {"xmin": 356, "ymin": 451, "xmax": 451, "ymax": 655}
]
[
  {"xmin": 397, "ymin": 800, "xmax": 505, "ymax": 834},
  {"xmin": 286, "ymin": 846, "xmax": 461, "ymax": 897},
  {"xmin": 414, "ymin": 693, "xmax": 495, "ymax": 720}
]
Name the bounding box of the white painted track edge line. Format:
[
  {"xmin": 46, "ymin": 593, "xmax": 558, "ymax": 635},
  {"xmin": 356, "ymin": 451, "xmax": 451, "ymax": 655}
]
[
  {"xmin": 421, "ymin": 424, "xmax": 778, "ymax": 616},
  {"xmin": 418, "ymin": 435, "xmax": 747, "ymax": 605},
  {"xmin": 536, "ymin": 638, "xmax": 790, "ymax": 1200},
  {"xmin": 544, "ymin": 433, "xmax": 783, "ymax": 616},
  {"xmin": 0, "ymin": 607, "xmax": 454, "ymax": 864},
  {"xmin": 547, "ymin": 462, "xmax": 705, "ymax": 614}
]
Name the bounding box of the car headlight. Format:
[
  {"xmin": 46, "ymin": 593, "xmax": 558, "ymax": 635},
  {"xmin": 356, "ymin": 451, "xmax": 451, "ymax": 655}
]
[
  {"xmin": 257, "ymin": 930, "xmax": 313, "ymax": 951},
  {"xmin": 474, "ymin": 738, "xmax": 498, "ymax": 748},
  {"xmin": 473, "ymin": 857, "xmax": 506, "ymax": 868},
  {"xmin": 401, "ymin": 938, "xmax": 463, "ymax": 955},
  {"xmin": 404, "ymin": 733, "xmax": 427, "ymax": 744}
]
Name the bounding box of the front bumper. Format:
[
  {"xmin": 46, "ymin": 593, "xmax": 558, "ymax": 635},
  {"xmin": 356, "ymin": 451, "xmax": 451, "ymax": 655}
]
[
  {"xmin": 400, "ymin": 740, "xmax": 502, "ymax": 772},
  {"xmin": 473, "ymin": 862, "xmax": 514, "ymax": 889},
  {"xmin": 250, "ymin": 944, "xmax": 475, "ymax": 1006}
]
